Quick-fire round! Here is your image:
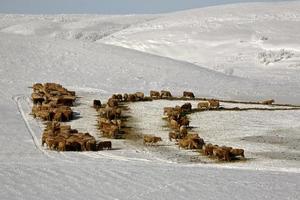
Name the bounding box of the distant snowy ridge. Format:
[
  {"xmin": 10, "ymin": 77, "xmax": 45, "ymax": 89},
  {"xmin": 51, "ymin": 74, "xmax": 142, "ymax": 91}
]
[{"xmin": 99, "ymin": 2, "xmax": 300, "ymax": 84}]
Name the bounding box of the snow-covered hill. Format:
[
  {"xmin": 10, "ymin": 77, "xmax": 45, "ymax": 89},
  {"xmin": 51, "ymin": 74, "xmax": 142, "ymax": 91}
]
[
  {"xmin": 0, "ymin": 2, "xmax": 300, "ymax": 200},
  {"xmin": 100, "ymin": 2, "xmax": 300, "ymax": 101}
]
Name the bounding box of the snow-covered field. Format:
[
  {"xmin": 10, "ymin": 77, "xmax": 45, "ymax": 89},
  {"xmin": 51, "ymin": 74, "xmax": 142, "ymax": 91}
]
[{"xmin": 0, "ymin": 2, "xmax": 300, "ymax": 200}]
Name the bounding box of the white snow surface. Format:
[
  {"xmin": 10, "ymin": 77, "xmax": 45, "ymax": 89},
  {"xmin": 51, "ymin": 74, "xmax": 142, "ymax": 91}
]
[{"xmin": 0, "ymin": 2, "xmax": 300, "ymax": 200}]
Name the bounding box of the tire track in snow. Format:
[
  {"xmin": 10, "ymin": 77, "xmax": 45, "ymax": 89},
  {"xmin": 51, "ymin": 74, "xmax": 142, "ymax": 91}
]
[
  {"xmin": 12, "ymin": 94, "xmax": 54, "ymax": 158},
  {"xmin": 12, "ymin": 94, "xmax": 79, "ymax": 162}
]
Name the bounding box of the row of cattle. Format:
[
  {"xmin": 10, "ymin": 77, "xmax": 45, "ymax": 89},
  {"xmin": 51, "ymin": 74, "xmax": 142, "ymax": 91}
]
[
  {"xmin": 94, "ymin": 96, "xmax": 125, "ymax": 139},
  {"xmin": 151, "ymin": 90, "xmax": 196, "ymax": 99},
  {"xmin": 31, "ymin": 83, "xmax": 76, "ymax": 122},
  {"xmin": 164, "ymin": 103, "xmax": 205, "ymax": 150},
  {"xmin": 31, "ymin": 83, "xmax": 111, "ymax": 151},
  {"xmin": 203, "ymin": 143, "xmax": 244, "ymax": 162},
  {"xmin": 95, "ymin": 90, "xmax": 203, "ymax": 106},
  {"xmin": 32, "ymin": 104, "xmax": 73, "ymax": 122},
  {"xmin": 164, "ymin": 103, "xmax": 245, "ymax": 162},
  {"xmin": 143, "ymin": 103, "xmax": 205, "ymax": 148},
  {"xmin": 31, "ymin": 83, "xmax": 76, "ymax": 106},
  {"xmin": 117, "ymin": 89, "xmax": 274, "ymax": 107},
  {"xmin": 42, "ymin": 122, "xmax": 111, "ymax": 151}
]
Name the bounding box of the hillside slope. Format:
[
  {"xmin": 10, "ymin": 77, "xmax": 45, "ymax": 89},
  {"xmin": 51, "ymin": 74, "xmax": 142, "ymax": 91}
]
[{"xmin": 100, "ymin": 2, "xmax": 300, "ymax": 101}]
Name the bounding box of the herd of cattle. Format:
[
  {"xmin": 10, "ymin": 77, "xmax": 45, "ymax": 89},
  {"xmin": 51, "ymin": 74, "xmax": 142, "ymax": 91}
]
[
  {"xmin": 31, "ymin": 83, "xmax": 111, "ymax": 151},
  {"xmin": 31, "ymin": 83, "xmax": 75, "ymax": 121},
  {"xmin": 94, "ymin": 90, "xmax": 202, "ymax": 140},
  {"xmin": 162, "ymin": 102, "xmax": 245, "ymax": 161},
  {"xmin": 30, "ymin": 84, "xmax": 247, "ymax": 161},
  {"xmin": 94, "ymin": 91, "xmax": 156, "ymax": 139},
  {"xmin": 42, "ymin": 122, "xmax": 111, "ymax": 151},
  {"xmin": 93, "ymin": 90, "xmax": 245, "ymax": 162}
]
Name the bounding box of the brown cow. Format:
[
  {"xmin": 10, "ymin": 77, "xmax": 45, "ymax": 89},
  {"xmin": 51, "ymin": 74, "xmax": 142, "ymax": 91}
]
[
  {"xmin": 31, "ymin": 93, "xmax": 45, "ymax": 104},
  {"xmin": 56, "ymin": 96, "xmax": 75, "ymax": 106},
  {"xmin": 37, "ymin": 110, "xmax": 51, "ymax": 121},
  {"xmin": 101, "ymin": 123, "xmax": 119, "ymax": 138},
  {"xmin": 66, "ymin": 135, "xmax": 86, "ymax": 151},
  {"xmin": 202, "ymin": 143, "xmax": 213, "ymax": 156},
  {"xmin": 58, "ymin": 106, "xmax": 73, "ymax": 121},
  {"xmin": 100, "ymin": 107, "xmax": 121, "ymax": 120},
  {"xmin": 45, "ymin": 137, "xmax": 56, "ymax": 150},
  {"xmin": 178, "ymin": 116, "xmax": 189, "ymax": 127},
  {"xmin": 111, "ymin": 94, "xmax": 119, "ymax": 100},
  {"xmin": 111, "ymin": 119, "xmax": 122, "ymax": 129},
  {"xmin": 85, "ymin": 138, "xmax": 97, "ymax": 151},
  {"xmin": 60, "ymin": 125, "xmax": 71, "ymax": 131},
  {"xmin": 262, "ymin": 99, "xmax": 274, "ymax": 105},
  {"xmin": 128, "ymin": 94, "xmax": 137, "ymax": 102},
  {"xmin": 230, "ymin": 148, "xmax": 245, "ymax": 158},
  {"xmin": 182, "ymin": 133, "xmax": 204, "ymax": 149},
  {"xmin": 123, "ymin": 93, "xmax": 129, "ymax": 101},
  {"xmin": 93, "ymin": 100, "xmax": 102, "ymax": 110},
  {"xmin": 183, "ymin": 91, "xmax": 195, "ymax": 98},
  {"xmin": 169, "ymin": 131, "xmax": 180, "ymax": 141},
  {"xmin": 53, "ymin": 112, "xmax": 63, "ymax": 122},
  {"xmin": 109, "ymin": 125, "xmax": 119, "ymax": 138},
  {"xmin": 190, "ymin": 137, "xmax": 205, "ymax": 149},
  {"xmin": 203, "ymin": 143, "xmax": 215, "ymax": 156},
  {"xmin": 135, "ymin": 92, "xmax": 144, "ymax": 100},
  {"xmin": 42, "ymin": 131, "xmax": 56, "ymax": 147},
  {"xmin": 181, "ymin": 103, "xmax": 192, "ymax": 112},
  {"xmin": 107, "ymin": 98, "xmax": 118, "ymax": 107},
  {"xmin": 170, "ymin": 119, "xmax": 179, "ymax": 129},
  {"xmin": 186, "ymin": 132, "xmax": 199, "ymax": 139},
  {"xmin": 163, "ymin": 107, "xmax": 174, "ymax": 115},
  {"xmin": 98, "ymin": 117, "xmax": 111, "ymax": 126},
  {"xmin": 178, "ymin": 138, "xmax": 193, "ymax": 149},
  {"xmin": 168, "ymin": 109, "xmax": 182, "ymax": 120},
  {"xmin": 213, "ymin": 146, "xmax": 231, "ymax": 161},
  {"xmin": 97, "ymin": 141, "xmax": 112, "ymax": 150},
  {"xmin": 143, "ymin": 135, "xmax": 162, "ymax": 145},
  {"xmin": 150, "ymin": 90, "xmax": 160, "ymax": 98},
  {"xmin": 179, "ymin": 126, "xmax": 188, "ymax": 137},
  {"xmin": 208, "ymin": 99, "xmax": 220, "ymax": 109},
  {"xmin": 57, "ymin": 139, "xmax": 66, "ymax": 151},
  {"xmin": 116, "ymin": 94, "xmax": 123, "ymax": 101},
  {"xmin": 160, "ymin": 90, "xmax": 172, "ymax": 99},
  {"xmin": 32, "ymin": 83, "xmax": 44, "ymax": 92}
]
